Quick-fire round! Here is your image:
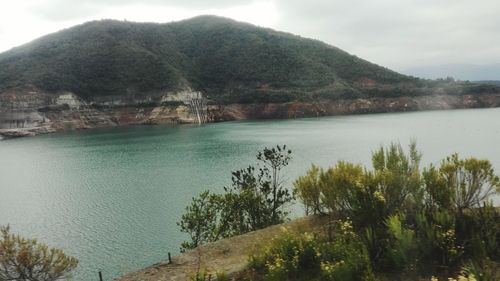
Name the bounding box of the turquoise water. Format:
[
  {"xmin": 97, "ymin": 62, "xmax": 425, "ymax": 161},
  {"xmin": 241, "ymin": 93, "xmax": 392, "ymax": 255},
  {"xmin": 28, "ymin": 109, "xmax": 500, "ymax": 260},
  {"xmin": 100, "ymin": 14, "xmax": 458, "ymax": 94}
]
[{"xmin": 1, "ymin": 108, "xmax": 500, "ymax": 280}]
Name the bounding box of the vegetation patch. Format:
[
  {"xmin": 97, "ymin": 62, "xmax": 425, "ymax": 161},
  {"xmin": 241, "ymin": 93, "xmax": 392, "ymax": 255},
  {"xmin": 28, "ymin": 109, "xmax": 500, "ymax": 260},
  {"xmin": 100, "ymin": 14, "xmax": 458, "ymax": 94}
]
[{"xmin": 181, "ymin": 142, "xmax": 500, "ymax": 281}]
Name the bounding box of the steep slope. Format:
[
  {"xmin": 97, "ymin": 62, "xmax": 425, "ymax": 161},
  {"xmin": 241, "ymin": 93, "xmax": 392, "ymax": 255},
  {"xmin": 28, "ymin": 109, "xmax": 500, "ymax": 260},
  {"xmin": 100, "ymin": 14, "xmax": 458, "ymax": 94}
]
[{"xmin": 0, "ymin": 16, "xmax": 414, "ymax": 103}]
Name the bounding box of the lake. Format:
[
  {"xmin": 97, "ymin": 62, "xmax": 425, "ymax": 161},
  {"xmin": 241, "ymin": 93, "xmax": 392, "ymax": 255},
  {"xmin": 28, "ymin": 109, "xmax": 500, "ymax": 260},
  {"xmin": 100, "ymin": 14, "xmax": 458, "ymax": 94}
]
[{"xmin": 1, "ymin": 107, "xmax": 499, "ymax": 280}]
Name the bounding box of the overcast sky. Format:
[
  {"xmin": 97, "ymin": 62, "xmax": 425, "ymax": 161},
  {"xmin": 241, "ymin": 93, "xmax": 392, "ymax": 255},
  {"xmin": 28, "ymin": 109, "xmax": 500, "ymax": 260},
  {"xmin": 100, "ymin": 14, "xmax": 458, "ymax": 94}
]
[{"xmin": 1, "ymin": 0, "xmax": 499, "ymax": 76}]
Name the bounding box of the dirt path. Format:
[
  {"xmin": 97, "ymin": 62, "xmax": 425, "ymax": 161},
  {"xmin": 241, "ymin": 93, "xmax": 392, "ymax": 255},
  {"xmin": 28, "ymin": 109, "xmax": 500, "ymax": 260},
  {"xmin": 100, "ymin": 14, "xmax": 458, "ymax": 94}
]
[{"xmin": 116, "ymin": 216, "xmax": 328, "ymax": 281}]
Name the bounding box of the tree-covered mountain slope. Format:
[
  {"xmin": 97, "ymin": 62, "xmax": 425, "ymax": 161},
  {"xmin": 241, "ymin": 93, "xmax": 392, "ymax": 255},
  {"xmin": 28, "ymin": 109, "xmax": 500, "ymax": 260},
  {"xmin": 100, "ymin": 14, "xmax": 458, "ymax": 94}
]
[
  {"xmin": 0, "ymin": 15, "xmax": 497, "ymax": 104},
  {"xmin": 0, "ymin": 16, "xmax": 414, "ymax": 102}
]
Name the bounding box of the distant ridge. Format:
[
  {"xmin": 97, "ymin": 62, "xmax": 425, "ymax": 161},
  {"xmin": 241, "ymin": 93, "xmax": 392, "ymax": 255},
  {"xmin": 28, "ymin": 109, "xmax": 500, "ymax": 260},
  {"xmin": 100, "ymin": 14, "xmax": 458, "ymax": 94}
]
[{"xmin": 403, "ymin": 63, "xmax": 500, "ymax": 81}]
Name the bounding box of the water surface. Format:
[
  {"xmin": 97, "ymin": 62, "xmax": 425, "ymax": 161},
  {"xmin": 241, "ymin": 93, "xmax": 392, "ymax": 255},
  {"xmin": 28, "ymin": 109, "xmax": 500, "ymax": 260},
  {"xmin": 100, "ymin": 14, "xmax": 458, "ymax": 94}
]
[{"xmin": 1, "ymin": 108, "xmax": 499, "ymax": 280}]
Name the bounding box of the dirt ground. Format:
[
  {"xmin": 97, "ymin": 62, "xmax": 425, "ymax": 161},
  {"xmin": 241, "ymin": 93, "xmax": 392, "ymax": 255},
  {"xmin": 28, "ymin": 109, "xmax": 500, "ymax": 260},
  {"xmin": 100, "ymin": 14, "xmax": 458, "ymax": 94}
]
[{"xmin": 115, "ymin": 216, "xmax": 329, "ymax": 281}]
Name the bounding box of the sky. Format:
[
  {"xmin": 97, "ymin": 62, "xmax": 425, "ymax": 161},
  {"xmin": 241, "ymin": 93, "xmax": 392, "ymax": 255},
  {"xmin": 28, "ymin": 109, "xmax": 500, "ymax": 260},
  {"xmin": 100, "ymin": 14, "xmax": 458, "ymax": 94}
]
[{"xmin": 0, "ymin": 0, "xmax": 499, "ymax": 79}]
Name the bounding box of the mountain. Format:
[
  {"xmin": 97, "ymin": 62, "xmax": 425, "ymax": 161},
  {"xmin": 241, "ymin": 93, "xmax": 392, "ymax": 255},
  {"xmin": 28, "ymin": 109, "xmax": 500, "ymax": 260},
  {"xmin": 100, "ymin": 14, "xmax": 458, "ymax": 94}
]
[
  {"xmin": 1, "ymin": 16, "xmax": 499, "ymax": 138},
  {"xmin": 475, "ymin": 80, "xmax": 500, "ymax": 86},
  {"xmin": 402, "ymin": 64, "xmax": 500, "ymax": 81},
  {"xmin": 0, "ymin": 15, "xmax": 418, "ymax": 103}
]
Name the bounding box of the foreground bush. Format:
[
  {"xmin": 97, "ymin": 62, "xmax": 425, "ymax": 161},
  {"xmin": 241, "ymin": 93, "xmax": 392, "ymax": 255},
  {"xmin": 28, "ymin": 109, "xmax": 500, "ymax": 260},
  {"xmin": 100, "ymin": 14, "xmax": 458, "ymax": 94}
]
[
  {"xmin": 293, "ymin": 142, "xmax": 500, "ymax": 277},
  {"xmin": 249, "ymin": 220, "xmax": 376, "ymax": 281},
  {"xmin": 0, "ymin": 225, "xmax": 78, "ymax": 281}
]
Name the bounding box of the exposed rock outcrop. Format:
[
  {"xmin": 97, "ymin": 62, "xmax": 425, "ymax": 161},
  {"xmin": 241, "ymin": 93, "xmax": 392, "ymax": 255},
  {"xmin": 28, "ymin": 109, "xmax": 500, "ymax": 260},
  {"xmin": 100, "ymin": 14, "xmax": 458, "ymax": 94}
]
[{"xmin": 1, "ymin": 86, "xmax": 499, "ymax": 139}]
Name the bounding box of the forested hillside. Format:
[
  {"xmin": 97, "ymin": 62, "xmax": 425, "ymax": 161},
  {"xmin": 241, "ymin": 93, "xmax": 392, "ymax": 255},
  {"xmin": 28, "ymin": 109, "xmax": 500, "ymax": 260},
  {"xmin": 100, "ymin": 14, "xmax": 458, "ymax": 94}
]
[{"xmin": 0, "ymin": 16, "xmax": 497, "ymax": 103}]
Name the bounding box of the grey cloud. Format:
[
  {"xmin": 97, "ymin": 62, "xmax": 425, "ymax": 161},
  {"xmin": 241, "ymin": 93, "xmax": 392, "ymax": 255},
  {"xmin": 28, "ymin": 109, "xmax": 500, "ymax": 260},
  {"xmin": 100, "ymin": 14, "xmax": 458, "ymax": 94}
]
[
  {"xmin": 30, "ymin": 0, "xmax": 255, "ymax": 21},
  {"xmin": 272, "ymin": 0, "xmax": 500, "ymax": 70},
  {"xmin": 18, "ymin": 0, "xmax": 500, "ymax": 75},
  {"xmin": 30, "ymin": 1, "xmax": 101, "ymax": 21}
]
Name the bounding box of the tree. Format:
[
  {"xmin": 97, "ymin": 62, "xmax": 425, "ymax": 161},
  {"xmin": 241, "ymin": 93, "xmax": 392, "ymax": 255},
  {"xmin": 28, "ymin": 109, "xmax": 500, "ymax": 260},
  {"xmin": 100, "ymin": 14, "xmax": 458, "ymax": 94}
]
[
  {"xmin": 177, "ymin": 191, "xmax": 222, "ymax": 250},
  {"xmin": 256, "ymin": 145, "xmax": 293, "ymax": 222},
  {"xmin": 0, "ymin": 225, "xmax": 78, "ymax": 281},
  {"xmin": 178, "ymin": 145, "xmax": 294, "ymax": 251}
]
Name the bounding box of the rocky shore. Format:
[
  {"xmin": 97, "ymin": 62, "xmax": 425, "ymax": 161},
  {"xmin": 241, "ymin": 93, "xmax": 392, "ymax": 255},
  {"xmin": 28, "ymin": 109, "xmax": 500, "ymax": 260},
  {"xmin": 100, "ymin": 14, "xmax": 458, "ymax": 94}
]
[{"xmin": 1, "ymin": 87, "xmax": 499, "ymax": 139}]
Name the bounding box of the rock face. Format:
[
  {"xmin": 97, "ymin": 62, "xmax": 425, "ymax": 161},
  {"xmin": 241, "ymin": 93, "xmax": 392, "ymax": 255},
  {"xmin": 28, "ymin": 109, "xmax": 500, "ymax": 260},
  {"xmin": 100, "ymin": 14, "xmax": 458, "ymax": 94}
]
[
  {"xmin": 0, "ymin": 87, "xmax": 203, "ymax": 138},
  {"xmin": 1, "ymin": 86, "xmax": 499, "ymax": 139}
]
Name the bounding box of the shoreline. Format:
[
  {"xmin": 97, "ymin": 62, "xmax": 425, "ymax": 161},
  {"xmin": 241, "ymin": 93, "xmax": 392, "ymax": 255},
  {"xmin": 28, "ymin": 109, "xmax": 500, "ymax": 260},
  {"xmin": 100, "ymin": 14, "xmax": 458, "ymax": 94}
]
[{"xmin": 1, "ymin": 93, "xmax": 499, "ymax": 140}]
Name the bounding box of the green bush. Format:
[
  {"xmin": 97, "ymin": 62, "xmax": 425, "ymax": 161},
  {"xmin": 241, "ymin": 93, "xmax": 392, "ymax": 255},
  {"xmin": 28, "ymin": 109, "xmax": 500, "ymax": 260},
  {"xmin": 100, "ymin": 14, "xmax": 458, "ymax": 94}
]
[
  {"xmin": 414, "ymin": 210, "xmax": 464, "ymax": 269},
  {"xmin": 424, "ymin": 154, "xmax": 500, "ymax": 214},
  {"xmin": 319, "ymin": 161, "xmax": 365, "ymax": 217},
  {"xmin": 293, "ymin": 165, "xmax": 324, "ymax": 215},
  {"xmin": 385, "ymin": 215, "xmax": 418, "ymax": 273},
  {"xmin": 292, "ymin": 142, "xmax": 500, "ymax": 278},
  {"xmin": 179, "ymin": 145, "xmax": 294, "ymax": 251},
  {"xmin": 250, "ymin": 220, "xmax": 376, "ymax": 281}
]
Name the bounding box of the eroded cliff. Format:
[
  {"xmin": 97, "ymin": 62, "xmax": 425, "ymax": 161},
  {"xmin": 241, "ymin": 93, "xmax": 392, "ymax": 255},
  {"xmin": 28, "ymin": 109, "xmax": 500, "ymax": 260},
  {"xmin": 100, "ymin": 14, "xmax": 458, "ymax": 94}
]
[{"xmin": 1, "ymin": 86, "xmax": 499, "ymax": 139}]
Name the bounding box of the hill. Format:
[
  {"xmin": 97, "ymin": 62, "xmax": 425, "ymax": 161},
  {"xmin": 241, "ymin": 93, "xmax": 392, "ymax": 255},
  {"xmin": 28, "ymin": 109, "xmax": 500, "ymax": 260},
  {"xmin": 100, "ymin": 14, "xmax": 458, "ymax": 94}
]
[
  {"xmin": 1, "ymin": 16, "xmax": 499, "ymax": 138},
  {"xmin": 0, "ymin": 16, "xmax": 419, "ymax": 103}
]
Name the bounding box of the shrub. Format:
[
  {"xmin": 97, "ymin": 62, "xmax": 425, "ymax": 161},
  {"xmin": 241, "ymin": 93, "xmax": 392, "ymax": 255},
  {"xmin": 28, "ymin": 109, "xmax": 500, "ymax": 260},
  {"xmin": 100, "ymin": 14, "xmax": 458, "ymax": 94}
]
[
  {"xmin": 179, "ymin": 145, "xmax": 294, "ymax": 251},
  {"xmin": 293, "ymin": 164, "xmax": 324, "ymax": 215},
  {"xmin": 370, "ymin": 141, "xmax": 423, "ymax": 214},
  {"xmin": 0, "ymin": 225, "xmax": 78, "ymax": 281},
  {"xmin": 291, "ymin": 142, "xmax": 500, "ymax": 279},
  {"xmin": 385, "ymin": 215, "xmax": 418, "ymax": 273},
  {"xmin": 178, "ymin": 191, "xmax": 222, "ymax": 250},
  {"xmin": 319, "ymin": 161, "xmax": 365, "ymax": 217},
  {"xmin": 456, "ymin": 204, "xmax": 500, "ymax": 261},
  {"xmin": 425, "ymin": 154, "xmax": 500, "ymax": 213},
  {"xmin": 250, "ymin": 220, "xmax": 376, "ymax": 281}
]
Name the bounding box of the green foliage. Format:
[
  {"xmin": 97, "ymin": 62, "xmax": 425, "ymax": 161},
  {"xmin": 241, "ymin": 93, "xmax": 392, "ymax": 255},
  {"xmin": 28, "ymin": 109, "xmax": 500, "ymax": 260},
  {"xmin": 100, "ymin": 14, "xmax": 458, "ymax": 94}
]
[
  {"xmin": 178, "ymin": 191, "xmax": 222, "ymax": 250},
  {"xmin": 423, "ymin": 165, "xmax": 453, "ymax": 210},
  {"xmin": 293, "ymin": 165, "xmax": 323, "ymax": 215},
  {"xmin": 2, "ymin": 17, "xmax": 497, "ymax": 103},
  {"xmin": 249, "ymin": 220, "xmax": 376, "ymax": 281},
  {"xmin": 385, "ymin": 215, "xmax": 418, "ymax": 273},
  {"xmin": 178, "ymin": 142, "xmax": 499, "ymax": 280},
  {"xmin": 0, "ymin": 16, "xmax": 445, "ymax": 104},
  {"xmin": 456, "ymin": 204, "xmax": 500, "ymax": 260},
  {"xmin": 0, "ymin": 225, "xmax": 78, "ymax": 281},
  {"xmin": 414, "ymin": 210, "xmax": 464, "ymax": 269},
  {"xmin": 319, "ymin": 161, "xmax": 365, "ymax": 217},
  {"xmin": 430, "ymin": 154, "xmax": 500, "ymax": 213},
  {"xmin": 462, "ymin": 259, "xmax": 500, "ymax": 281},
  {"xmin": 292, "ymin": 142, "xmax": 500, "ymax": 279},
  {"xmin": 371, "ymin": 141, "xmax": 423, "ymax": 213},
  {"xmin": 179, "ymin": 145, "xmax": 293, "ymax": 251}
]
